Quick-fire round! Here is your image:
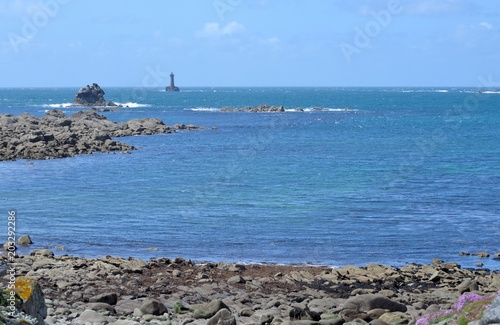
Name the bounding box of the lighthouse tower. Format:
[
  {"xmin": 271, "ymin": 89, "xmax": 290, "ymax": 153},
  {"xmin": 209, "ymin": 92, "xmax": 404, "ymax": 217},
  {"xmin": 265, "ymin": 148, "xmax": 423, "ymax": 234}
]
[{"xmin": 166, "ymin": 72, "xmax": 180, "ymax": 91}]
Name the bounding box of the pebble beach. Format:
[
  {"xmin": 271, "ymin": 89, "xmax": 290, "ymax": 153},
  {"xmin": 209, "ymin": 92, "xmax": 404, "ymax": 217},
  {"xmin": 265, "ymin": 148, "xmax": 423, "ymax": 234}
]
[{"xmin": 1, "ymin": 249, "xmax": 500, "ymax": 324}]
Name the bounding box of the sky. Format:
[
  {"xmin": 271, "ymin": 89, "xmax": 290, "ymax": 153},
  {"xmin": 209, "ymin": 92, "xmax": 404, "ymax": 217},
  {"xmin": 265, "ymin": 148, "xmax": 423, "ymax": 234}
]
[{"xmin": 1, "ymin": 0, "xmax": 499, "ymax": 87}]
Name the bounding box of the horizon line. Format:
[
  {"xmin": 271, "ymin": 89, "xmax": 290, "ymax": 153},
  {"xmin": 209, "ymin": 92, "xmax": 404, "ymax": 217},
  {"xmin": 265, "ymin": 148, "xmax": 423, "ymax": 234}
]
[{"xmin": 0, "ymin": 85, "xmax": 494, "ymax": 89}]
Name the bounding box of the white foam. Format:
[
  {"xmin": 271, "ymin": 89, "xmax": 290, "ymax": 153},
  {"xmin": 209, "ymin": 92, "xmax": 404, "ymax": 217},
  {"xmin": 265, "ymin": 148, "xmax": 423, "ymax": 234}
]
[
  {"xmin": 115, "ymin": 102, "xmax": 151, "ymax": 108},
  {"xmin": 44, "ymin": 103, "xmax": 73, "ymax": 108},
  {"xmin": 189, "ymin": 107, "xmax": 219, "ymax": 112},
  {"xmin": 179, "ymin": 89, "xmax": 205, "ymax": 93},
  {"xmin": 188, "ymin": 107, "xmax": 357, "ymax": 113},
  {"xmin": 43, "ymin": 102, "xmax": 150, "ymax": 109},
  {"xmin": 399, "ymin": 89, "xmax": 449, "ymax": 93},
  {"xmin": 43, "ymin": 109, "xmax": 69, "ymax": 114},
  {"xmin": 480, "ymin": 90, "xmax": 500, "ymax": 94},
  {"xmin": 302, "ymin": 107, "xmax": 356, "ymax": 112}
]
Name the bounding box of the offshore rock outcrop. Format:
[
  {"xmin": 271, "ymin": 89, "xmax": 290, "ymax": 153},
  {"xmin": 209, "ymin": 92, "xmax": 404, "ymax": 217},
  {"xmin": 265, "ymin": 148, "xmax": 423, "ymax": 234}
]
[
  {"xmin": 220, "ymin": 104, "xmax": 286, "ymax": 112},
  {"xmin": 72, "ymin": 83, "xmax": 117, "ymax": 107},
  {"xmin": 0, "ymin": 109, "xmax": 204, "ymax": 161},
  {"xmin": 219, "ymin": 104, "xmax": 354, "ymax": 112}
]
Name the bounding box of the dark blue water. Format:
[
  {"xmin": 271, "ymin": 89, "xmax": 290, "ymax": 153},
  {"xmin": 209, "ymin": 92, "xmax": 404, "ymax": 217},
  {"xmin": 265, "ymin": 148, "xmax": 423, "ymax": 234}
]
[{"xmin": 1, "ymin": 87, "xmax": 499, "ymax": 269}]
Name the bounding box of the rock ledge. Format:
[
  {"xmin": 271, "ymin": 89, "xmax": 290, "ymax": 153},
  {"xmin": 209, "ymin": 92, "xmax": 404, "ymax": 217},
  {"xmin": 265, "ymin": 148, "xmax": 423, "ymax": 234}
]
[{"xmin": 0, "ymin": 109, "xmax": 204, "ymax": 161}]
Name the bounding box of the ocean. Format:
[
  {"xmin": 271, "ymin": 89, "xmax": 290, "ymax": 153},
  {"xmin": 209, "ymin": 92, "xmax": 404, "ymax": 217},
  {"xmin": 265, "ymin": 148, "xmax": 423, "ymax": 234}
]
[{"xmin": 1, "ymin": 87, "xmax": 499, "ymax": 269}]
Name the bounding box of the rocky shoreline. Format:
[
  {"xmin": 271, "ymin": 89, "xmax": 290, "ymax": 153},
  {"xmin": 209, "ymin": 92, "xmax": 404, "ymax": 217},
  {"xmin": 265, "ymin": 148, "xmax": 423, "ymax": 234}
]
[
  {"xmin": 0, "ymin": 109, "xmax": 204, "ymax": 161},
  {"xmin": 1, "ymin": 251, "xmax": 499, "ymax": 324},
  {"xmin": 219, "ymin": 105, "xmax": 353, "ymax": 112}
]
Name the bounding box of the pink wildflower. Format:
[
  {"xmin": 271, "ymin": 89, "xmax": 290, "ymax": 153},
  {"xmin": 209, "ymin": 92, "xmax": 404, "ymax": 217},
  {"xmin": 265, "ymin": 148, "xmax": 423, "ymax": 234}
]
[{"xmin": 454, "ymin": 293, "xmax": 486, "ymax": 311}]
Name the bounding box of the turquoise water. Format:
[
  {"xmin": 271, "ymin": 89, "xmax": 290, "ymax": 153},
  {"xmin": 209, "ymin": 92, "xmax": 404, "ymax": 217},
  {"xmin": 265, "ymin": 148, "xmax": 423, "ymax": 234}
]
[{"xmin": 1, "ymin": 87, "xmax": 499, "ymax": 269}]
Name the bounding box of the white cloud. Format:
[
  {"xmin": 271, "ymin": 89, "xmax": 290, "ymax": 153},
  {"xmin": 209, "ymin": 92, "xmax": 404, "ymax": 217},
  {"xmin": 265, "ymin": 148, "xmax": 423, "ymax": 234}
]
[
  {"xmin": 479, "ymin": 22, "xmax": 493, "ymax": 30},
  {"xmin": 449, "ymin": 22, "xmax": 498, "ymax": 49},
  {"xmin": 197, "ymin": 21, "xmax": 245, "ymax": 38},
  {"xmin": 404, "ymin": 0, "xmax": 470, "ymax": 15}
]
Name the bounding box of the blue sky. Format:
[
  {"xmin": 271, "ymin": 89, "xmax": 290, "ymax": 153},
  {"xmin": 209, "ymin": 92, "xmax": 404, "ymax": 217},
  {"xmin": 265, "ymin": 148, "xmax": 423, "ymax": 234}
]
[{"xmin": 1, "ymin": 0, "xmax": 499, "ymax": 87}]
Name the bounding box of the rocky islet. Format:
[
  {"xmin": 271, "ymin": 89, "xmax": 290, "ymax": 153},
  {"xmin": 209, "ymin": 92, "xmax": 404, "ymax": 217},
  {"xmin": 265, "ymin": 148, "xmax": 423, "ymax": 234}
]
[
  {"xmin": 72, "ymin": 83, "xmax": 117, "ymax": 107},
  {"xmin": 0, "ymin": 109, "xmax": 204, "ymax": 161},
  {"xmin": 219, "ymin": 104, "xmax": 353, "ymax": 112}
]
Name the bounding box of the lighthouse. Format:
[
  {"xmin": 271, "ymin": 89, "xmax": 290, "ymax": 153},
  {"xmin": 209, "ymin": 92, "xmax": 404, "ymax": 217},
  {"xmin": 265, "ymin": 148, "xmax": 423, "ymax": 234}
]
[{"xmin": 166, "ymin": 72, "xmax": 180, "ymax": 91}]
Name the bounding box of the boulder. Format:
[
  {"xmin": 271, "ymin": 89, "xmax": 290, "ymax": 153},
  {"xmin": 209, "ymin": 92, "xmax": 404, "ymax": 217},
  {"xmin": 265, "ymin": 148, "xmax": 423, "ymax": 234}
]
[
  {"xmin": 90, "ymin": 292, "xmax": 118, "ymax": 305},
  {"xmin": 17, "ymin": 234, "xmax": 33, "ymax": 245},
  {"xmin": 14, "ymin": 276, "xmax": 47, "ymax": 325},
  {"xmin": 120, "ymin": 118, "xmax": 167, "ymax": 135},
  {"xmin": 74, "ymin": 310, "xmax": 111, "ymax": 324},
  {"xmin": 227, "ymin": 275, "xmax": 245, "ymax": 284},
  {"xmin": 321, "ymin": 314, "xmax": 346, "ymax": 325},
  {"xmin": 85, "ymin": 302, "xmax": 116, "ymax": 314},
  {"xmin": 140, "ymin": 298, "xmax": 168, "ymax": 316},
  {"xmin": 3, "ymin": 241, "xmax": 16, "ymax": 251},
  {"xmin": 30, "ymin": 249, "xmax": 54, "ymax": 257},
  {"xmin": 72, "ymin": 83, "xmax": 117, "ymax": 107},
  {"xmin": 344, "ymin": 319, "xmax": 369, "ymax": 325},
  {"xmin": 174, "ymin": 301, "xmax": 192, "ymax": 314},
  {"xmin": 477, "ymin": 294, "xmax": 500, "ymax": 324},
  {"xmin": 193, "ymin": 300, "xmax": 230, "ymax": 319},
  {"xmin": 343, "ymin": 295, "xmax": 407, "ymax": 314},
  {"xmin": 260, "ymin": 313, "xmax": 275, "ymax": 324},
  {"xmin": 378, "ymin": 312, "xmax": 412, "ymax": 325},
  {"xmin": 207, "ymin": 309, "xmax": 236, "ymax": 325},
  {"xmin": 115, "ymin": 299, "xmax": 143, "ymax": 315},
  {"xmin": 121, "ymin": 258, "xmax": 148, "ymax": 273},
  {"xmin": 290, "ymin": 308, "xmax": 321, "ymax": 321}
]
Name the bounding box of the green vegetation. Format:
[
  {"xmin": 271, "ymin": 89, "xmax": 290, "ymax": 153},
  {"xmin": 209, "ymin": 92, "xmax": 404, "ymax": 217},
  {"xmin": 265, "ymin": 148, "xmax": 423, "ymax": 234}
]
[{"xmin": 416, "ymin": 292, "xmax": 497, "ymax": 325}]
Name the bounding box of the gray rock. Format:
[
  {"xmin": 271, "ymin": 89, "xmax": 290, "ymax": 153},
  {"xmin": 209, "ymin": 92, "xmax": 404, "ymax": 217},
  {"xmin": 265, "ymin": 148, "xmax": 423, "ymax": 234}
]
[
  {"xmin": 90, "ymin": 292, "xmax": 118, "ymax": 305},
  {"xmin": 17, "ymin": 234, "xmax": 33, "ymax": 245},
  {"xmin": 3, "ymin": 241, "xmax": 16, "ymax": 251},
  {"xmin": 140, "ymin": 298, "xmax": 168, "ymax": 316},
  {"xmin": 479, "ymin": 295, "xmax": 500, "ymax": 325},
  {"xmin": 241, "ymin": 308, "xmax": 255, "ymax": 317},
  {"xmin": 344, "ymin": 319, "xmax": 369, "ymax": 325},
  {"xmin": 115, "ymin": 299, "xmax": 143, "ymax": 315},
  {"xmin": 369, "ymin": 320, "xmax": 389, "ymax": 325},
  {"xmin": 290, "ymin": 308, "xmax": 321, "ymax": 321},
  {"xmin": 15, "ymin": 276, "xmax": 47, "ymax": 325},
  {"xmin": 72, "ymin": 83, "xmax": 117, "ymax": 107},
  {"xmin": 193, "ymin": 300, "xmax": 230, "ymax": 319},
  {"xmin": 378, "ymin": 312, "xmax": 411, "ymax": 325},
  {"xmin": 320, "ymin": 314, "xmax": 346, "ymax": 325},
  {"xmin": 207, "ymin": 308, "xmax": 236, "ymax": 325},
  {"xmin": 30, "ymin": 249, "xmax": 54, "ymax": 257},
  {"xmin": 0, "ymin": 109, "xmax": 203, "ymax": 161},
  {"xmin": 367, "ymin": 309, "xmax": 387, "ymax": 320},
  {"xmin": 121, "ymin": 258, "xmax": 148, "ymax": 273},
  {"xmin": 74, "ymin": 309, "xmax": 109, "ymax": 324},
  {"xmin": 227, "ymin": 275, "xmax": 245, "ymax": 284},
  {"xmin": 343, "ymin": 295, "xmax": 407, "ymax": 314},
  {"xmin": 260, "ymin": 313, "xmax": 275, "ymax": 324},
  {"xmin": 85, "ymin": 302, "xmax": 116, "ymax": 314},
  {"xmin": 113, "ymin": 321, "xmax": 141, "ymax": 325}
]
